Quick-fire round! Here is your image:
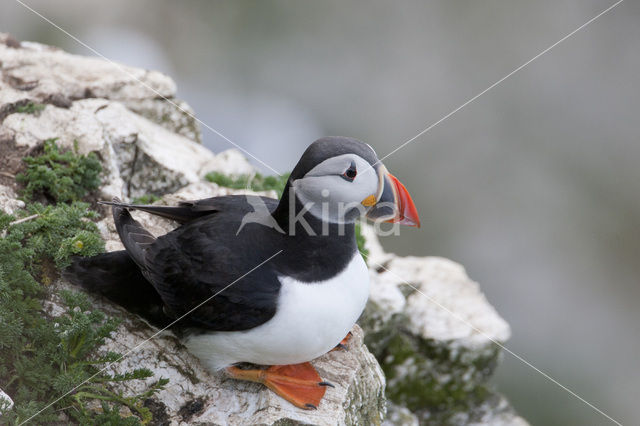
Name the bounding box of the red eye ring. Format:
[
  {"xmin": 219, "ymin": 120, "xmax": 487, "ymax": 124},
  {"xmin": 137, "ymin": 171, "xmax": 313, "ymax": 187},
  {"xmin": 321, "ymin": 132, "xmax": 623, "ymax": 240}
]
[
  {"xmin": 341, "ymin": 162, "xmax": 357, "ymax": 182},
  {"xmin": 343, "ymin": 169, "xmax": 357, "ymax": 179}
]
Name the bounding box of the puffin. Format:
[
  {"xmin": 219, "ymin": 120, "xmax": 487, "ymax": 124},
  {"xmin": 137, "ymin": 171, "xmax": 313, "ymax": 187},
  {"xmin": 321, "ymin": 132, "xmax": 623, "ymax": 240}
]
[{"xmin": 65, "ymin": 136, "xmax": 419, "ymax": 410}]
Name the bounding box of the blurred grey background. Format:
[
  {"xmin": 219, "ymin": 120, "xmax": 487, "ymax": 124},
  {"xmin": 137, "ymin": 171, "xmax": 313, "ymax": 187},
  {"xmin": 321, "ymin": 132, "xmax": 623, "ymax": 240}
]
[{"xmin": 1, "ymin": 1, "xmax": 637, "ymax": 424}]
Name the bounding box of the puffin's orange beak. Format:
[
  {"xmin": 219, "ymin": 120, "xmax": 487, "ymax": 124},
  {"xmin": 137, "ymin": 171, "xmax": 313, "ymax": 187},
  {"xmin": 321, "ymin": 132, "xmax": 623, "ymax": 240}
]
[
  {"xmin": 384, "ymin": 172, "xmax": 420, "ymax": 227},
  {"xmin": 364, "ymin": 165, "xmax": 420, "ymax": 227}
]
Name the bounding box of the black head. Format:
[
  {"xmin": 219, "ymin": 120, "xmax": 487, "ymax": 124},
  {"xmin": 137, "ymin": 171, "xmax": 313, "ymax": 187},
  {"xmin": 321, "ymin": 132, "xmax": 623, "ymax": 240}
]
[
  {"xmin": 288, "ymin": 136, "xmax": 379, "ymax": 181},
  {"xmin": 275, "ymin": 136, "xmax": 420, "ymax": 228}
]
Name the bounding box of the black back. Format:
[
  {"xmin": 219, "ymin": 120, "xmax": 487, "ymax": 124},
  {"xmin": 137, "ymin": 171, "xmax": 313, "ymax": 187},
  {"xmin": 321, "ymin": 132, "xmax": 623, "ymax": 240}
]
[{"xmin": 138, "ymin": 195, "xmax": 357, "ymax": 331}]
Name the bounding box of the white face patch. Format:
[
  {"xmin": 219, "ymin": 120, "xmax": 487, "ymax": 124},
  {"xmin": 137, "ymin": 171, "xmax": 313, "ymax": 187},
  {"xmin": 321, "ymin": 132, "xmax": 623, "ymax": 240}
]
[{"xmin": 292, "ymin": 154, "xmax": 379, "ymax": 224}]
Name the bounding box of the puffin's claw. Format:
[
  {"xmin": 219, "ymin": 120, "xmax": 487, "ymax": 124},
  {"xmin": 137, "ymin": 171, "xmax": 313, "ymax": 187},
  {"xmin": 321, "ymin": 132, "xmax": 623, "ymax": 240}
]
[{"xmin": 331, "ymin": 331, "xmax": 354, "ymax": 352}]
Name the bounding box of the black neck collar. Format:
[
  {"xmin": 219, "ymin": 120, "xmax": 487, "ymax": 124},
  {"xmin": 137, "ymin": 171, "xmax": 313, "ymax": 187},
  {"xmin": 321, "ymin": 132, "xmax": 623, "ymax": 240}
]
[{"xmin": 271, "ymin": 184, "xmax": 358, "ymax": 282}]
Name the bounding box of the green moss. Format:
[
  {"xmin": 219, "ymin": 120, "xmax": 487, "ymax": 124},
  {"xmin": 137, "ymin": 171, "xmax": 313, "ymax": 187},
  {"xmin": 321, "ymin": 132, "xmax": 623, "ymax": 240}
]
[
  {"xmin": 378, "ymin": 332, "xmax": 501, "ymax": 416},
  {"xmin": 205, "ymin": 171, "xmax": 290, "ymax": 198},
  {"xmin": 361, "ymin": 297, "xmax": 505, "ymax": 423},
  {"xmin": 355, "ymin": 222, "xmax": 369, "ymax": 260},
  {"xmin": 361, "ymin": 301, "xmax": 408, "ymax": 355},
  {"xmin": 17, "ymin": 139, "xmax": 102, "ymax": 203},
  {"xmin": 15, "ymin": 102, "xmax": 45, "ymax": 115},
  {"xmin": 132, "ymin": 194, "xmax": 161, "ymax": 204}
]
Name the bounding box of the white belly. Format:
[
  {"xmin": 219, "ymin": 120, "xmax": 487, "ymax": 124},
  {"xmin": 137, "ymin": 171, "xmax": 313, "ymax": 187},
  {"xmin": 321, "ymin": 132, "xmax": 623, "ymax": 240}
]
[{"xmin": 184, "ymin": 253, "xmax": 370, "ymax": 370}]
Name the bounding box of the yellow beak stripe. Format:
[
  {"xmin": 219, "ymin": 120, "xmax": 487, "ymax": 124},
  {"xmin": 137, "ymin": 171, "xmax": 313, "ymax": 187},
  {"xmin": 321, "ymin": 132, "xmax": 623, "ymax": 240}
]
[{"xmin": 361, "ymin": 194, "xmax": 377, "ymax": 207}]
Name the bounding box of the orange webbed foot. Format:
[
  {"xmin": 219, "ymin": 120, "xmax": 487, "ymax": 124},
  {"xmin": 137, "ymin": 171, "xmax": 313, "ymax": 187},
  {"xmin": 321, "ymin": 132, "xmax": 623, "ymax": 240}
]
[{"xmin": 226, "ymin": 362, "xmax": 332, "ymax": 410}]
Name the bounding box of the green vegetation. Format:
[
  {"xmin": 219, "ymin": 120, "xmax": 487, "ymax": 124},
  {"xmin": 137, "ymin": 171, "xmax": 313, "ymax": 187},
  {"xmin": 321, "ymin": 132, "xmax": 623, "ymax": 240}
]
[
  {"xmin": 355, "ymin": 222, "xmax": 369, "ymax": 259},
  {"xmin": 131, "ymin": 194, "xmax": 161, "ymax": 205},
  {"xmin": 205, "ymin": 171, "xmax": 290, "ymax": 197},
  {"xmin": 0, "ymin": 140, "xmax": 167, "ymax": 424},
  {"xmin": 15, "ymin": 102, "xmax": 45, "ymax": 115},
  {"xmin": 17, "ymin": 138, "xmax": 102, "ymax": 203}
]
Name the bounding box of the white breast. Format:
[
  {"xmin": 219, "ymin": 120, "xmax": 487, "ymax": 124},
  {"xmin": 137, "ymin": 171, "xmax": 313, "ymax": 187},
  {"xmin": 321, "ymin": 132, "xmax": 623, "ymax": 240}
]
[{"xmin": 184, "ymin": 253, "xmax": 370, "ymax": 370}]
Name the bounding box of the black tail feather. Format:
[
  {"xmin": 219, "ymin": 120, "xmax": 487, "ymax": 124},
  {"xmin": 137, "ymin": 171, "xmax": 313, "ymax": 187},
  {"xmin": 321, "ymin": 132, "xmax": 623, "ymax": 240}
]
[
  {"xmin": 64, "ymin": 251, "xmax": 172, "ymax": 327},
  {"xmin": 99, "ymin": 200, "xmax": 210, "ymax": 223},
  {"xmin": 110, "ymin": 198, "xmax": 156, "ymax": 270}
]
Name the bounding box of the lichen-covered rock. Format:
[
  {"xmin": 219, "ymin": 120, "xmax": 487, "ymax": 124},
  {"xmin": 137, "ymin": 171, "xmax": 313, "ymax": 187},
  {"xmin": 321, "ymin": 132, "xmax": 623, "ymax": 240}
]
[
  {"xmin": 0, "ymin": 387, "xmax": 13, "ymax": 415},
  {"xmin": 0, "ymin": 33, "xmax": 199, "ymax": 142},
  {"xmin": 0, "ymin": 184, "xmax": 24, "ymax": 215},
  {"xmin": 364, "ymin": 257, "xmax": 508, "ymax": 409},
  {"xmin": 383, "ymin": 402, "xmax": 419, "ymax": 426},
  {"xmin": 125, "ymin": 98, "xmax": 201, "ymax": 143},
  {"xmin": 45, "ymin": 285, "xmax": 386, "ymax": 426},
  {"xmin": 359, "ymin": 226, "xmax": 527, "ymax": 425},
  {"xmin": 1, "ymin": 98, "xmax": 253, "ymax": 199},
  {"xmin": 0, "ymin": 33, "xmax": 253, "ymax": 200}
]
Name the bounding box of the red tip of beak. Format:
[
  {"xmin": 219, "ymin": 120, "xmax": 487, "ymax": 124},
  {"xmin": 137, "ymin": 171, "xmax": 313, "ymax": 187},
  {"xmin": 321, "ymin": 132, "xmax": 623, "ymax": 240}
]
[{"xmin": 386, "ymin": 173, "xmax": 420, "ymax": 227}]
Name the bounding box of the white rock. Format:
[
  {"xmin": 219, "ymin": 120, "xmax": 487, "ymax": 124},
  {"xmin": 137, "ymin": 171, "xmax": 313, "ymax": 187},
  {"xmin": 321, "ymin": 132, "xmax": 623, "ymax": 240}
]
[
  {"xmin": 388, "ymin": 256, "xmax": 510, "ymax": 349},
  {"xmin": 0, "ymin": 34, "xmax": 174, "ymax": 104},
  {"xmin": 360, "ymin": 226, "xmax": 525, "ymax": 425},
  {"xmin": 0, "ymin": 387, "xmax": 13, "ymax": 415},
  {"xmin": 206, "ymin": 148, "xmax": 256, "ymax": 176},
  {"xmin": 1, "ymin": 97, "xmax": 253, "ymax": 200},
  {"xmin": 0, "ymin": 185, "xmax": 25, "ymax": 215},
  {"xmin": 0, "ymin": 30, "xmax": 200, "ymax": 148},
  {"xmin": 361, "ymin": 223, "xmax": 511, "ymax": 347},
  {"xmin": 360, "ymin": 223, "xmax": 394, "ymax": 266},
  {"xmin": 125, "ymin": 98, "xmax": 201, "ymax": 143}
]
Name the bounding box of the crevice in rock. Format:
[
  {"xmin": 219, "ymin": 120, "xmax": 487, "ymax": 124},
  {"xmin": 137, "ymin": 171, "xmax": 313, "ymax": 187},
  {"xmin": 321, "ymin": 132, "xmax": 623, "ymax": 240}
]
[
  {"xmin": 0, "ymin": 137, "xmax": 30, "ymax": 188},
  {"xmin": 0, "ymin": 99, "xmax": 34, "ymax": 122},
  {"xmin": 45, "ymin": 93, "xmax": 72, "ymax": 108},
  {"xmin": 178, "ymin": 397, "xmax": 206, "ymax": 422},
  {"xmin": 3, "ymin": 72, "xmax": 38, "ymax": 91},
  {"xmin": 143, "ymin": 398, "xmax": 170, "ymax": 426},
  {"xmin": 126, "ymin": 140, "xmax": 140, "ymax": 199}
]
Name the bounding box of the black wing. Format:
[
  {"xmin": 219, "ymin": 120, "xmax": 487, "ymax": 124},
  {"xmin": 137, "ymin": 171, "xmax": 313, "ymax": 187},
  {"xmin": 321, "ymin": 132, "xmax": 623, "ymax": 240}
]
[
  {"xmin": 64, "ymin": 251, "xmax": 170, "ymax": 327},
  {"xmin": 115, "ymin": 195, "xmax": 283, "ymax": 331}
]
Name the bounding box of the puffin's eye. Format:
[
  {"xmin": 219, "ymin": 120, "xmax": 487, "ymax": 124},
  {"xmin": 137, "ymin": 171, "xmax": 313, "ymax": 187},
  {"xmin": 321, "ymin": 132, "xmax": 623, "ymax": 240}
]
[{"xmin": 341, "ymin": 161, "xmax": 358, "ymax": 182}]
